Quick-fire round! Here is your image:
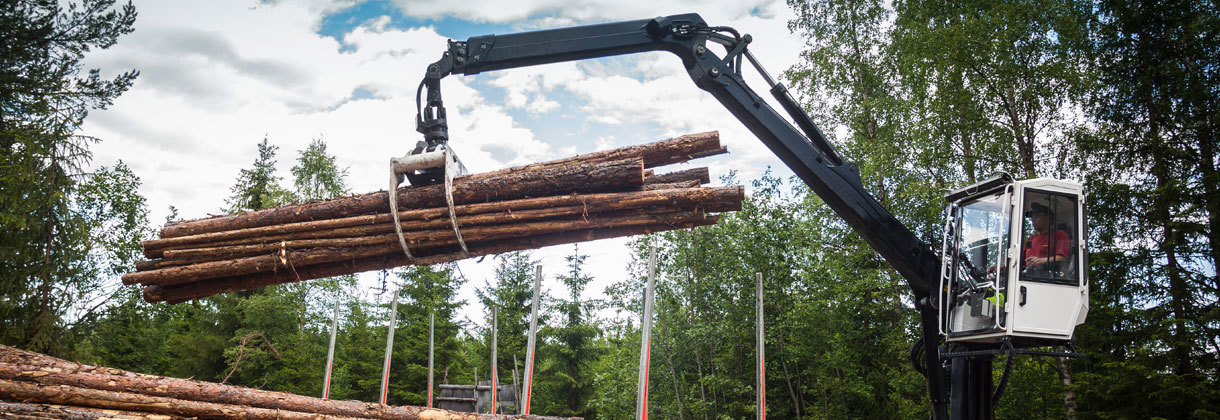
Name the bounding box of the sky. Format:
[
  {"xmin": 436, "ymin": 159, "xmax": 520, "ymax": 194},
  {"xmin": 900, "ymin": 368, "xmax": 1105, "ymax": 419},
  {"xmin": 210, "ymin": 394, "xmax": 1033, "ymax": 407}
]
[{"xmin": 79, "ymin": 0, "xmax": 811, "ymax": 325}]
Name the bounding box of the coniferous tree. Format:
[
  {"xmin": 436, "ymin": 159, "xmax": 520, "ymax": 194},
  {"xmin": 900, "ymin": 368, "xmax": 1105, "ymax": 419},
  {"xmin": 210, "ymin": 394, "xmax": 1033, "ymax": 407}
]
[
  {"xmin": 1069, "ymin": 1, "xmax": 1220, "ymax": 417},
  {"xmin": 476, "ymin": 251, "xmax": 539, "ymax": 408},
  {"xmin": 331, "ymin": 296, "xmax": 384, "ymax": 402},
  {"xmin": 0, "ymin": 0, "xmax": 142, "ymax": 355},
  {"xmin": 226, "ymin": 136, "xmax": 292, "ymax": 213},
  {"xmin": 536, "ymin": 245, "xmax": 601, "ymax": 417},
  {"xmin": 386, "ymin": 265, "xmax": 465, "ymax": 405}
]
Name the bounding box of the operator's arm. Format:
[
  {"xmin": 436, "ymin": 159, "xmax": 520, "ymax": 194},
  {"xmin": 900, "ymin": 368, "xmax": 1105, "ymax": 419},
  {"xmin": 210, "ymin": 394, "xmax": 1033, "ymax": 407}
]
[{"xmin": 1027, "ymin": 230, "xmax": 1071, "ymax": 267}]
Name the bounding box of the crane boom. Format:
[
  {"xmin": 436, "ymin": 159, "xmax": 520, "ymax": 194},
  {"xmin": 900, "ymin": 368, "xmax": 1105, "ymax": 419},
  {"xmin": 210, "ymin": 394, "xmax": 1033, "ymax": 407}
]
[{"xmin": 416, "ymin": 13, "xmax": 950, "ymax": 418}]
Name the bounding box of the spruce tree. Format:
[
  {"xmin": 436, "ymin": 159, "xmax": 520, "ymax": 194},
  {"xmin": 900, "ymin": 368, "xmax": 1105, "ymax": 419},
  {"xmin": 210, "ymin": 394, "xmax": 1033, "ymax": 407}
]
[
  {"xmin": 0, "ymin": 0, "xmax": 142, "ymax": 355},
  {"xmin": 225, "ymin": 136, "xmax": 292, "ymax": 212},
  {"xmin": 537, "ymin": 245, "xmax": 601, "ymax": 417}
]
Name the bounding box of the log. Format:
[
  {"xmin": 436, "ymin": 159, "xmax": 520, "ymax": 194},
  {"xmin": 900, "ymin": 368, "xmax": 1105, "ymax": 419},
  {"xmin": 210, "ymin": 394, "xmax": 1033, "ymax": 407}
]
[
  {"xmin": 0, "ymin": 346, "xmax": 578, "ymax": 420},
  {"xmin": 457, "ymin": 131, "xmax": 721, "ymax": 179},
  {"xmin": 158, "ymin": 158, "xmax": 646, "ymax": 239},
  {"xmin": 142, "ymin": 181, "xmax": 719, "ymax": 254},
  {"xmin": 687, "ymin": 145, "xmax": 729, "ymax": 161},
  {"xmin": 643, "ymin": 167, "xmax": 710, "ymax": 185},
  {"xmin": 0, "ymin": 401, "xmax": 183, "ymax": 420},
  {"xmin": 125, "ymin": 211, "xmax": 709, "ymax": 287},
  {"xmin": 145, "ymin": 216, "xmax": 719, "ymax": 303},
  {"xmin": 0, "ymin": 379, "xmax": 363, "ymax": 420},
  {"xmin": 160, "ymin": 131, "xmax": 725, "ymax": 239},
  {"xmin": 157, "ymin": 203, "xmax": 694, "ymax": 260},
  {"xmin": 641, "ymin": 180, "xmax": 701, "ymax": 191},
  {"xmin": 145, "ymin": 185, "xmax": 740, "ymax": 260}
]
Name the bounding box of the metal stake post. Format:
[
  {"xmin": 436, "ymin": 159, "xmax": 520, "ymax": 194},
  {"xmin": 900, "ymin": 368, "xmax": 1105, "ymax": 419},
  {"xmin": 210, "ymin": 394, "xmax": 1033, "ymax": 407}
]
[
  {"xmin": 636, "ymin": 246, "xmax": 657, "ymax": 420},
  {"xmin": 521, "ymin": 265, "xmax": 542, "ymax": 414},
  {"xmin": 756, "ymin": 272, "xmax": 766, "ymax": 420},
  {"xmin": 323, "ymin": 300, "xmax": 340, "ymax": 399},
  {"xmin": 380, "ymin": 284, "xmax": 401, "ymax": 405},
  {"xmin": 428, "ymin": 312, "xmax": 435, "ymax": 408},
  {"xmin": 513, "ymin": 355, "xmax": 521, "ymax": 414},
  {"xmin": 490, "ymin": 306, "xmax": 498, "ymax": 414}
]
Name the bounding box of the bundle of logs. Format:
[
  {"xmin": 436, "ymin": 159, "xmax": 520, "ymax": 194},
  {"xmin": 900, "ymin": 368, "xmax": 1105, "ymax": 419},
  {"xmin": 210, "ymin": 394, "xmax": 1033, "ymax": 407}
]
[
  {"xmin": 125, "ymin": 131, "xmax": 743, "ymax": 303},
  {"xmin": 0, "ymin": 344, "xmax": 578, "ymax": 420}
]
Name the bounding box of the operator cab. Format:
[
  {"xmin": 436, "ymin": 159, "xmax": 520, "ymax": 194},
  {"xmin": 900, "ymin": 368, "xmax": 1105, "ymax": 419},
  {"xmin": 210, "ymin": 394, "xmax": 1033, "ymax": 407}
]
[{"xmin": 938, "ymin": 174, "xmax": 1088, "ymax": 346}]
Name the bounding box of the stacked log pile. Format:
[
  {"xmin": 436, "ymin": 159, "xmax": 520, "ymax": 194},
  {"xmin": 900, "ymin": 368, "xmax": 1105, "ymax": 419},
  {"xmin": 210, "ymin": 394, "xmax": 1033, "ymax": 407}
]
[
  {"xmin": 0, "ymin": 344, "xmax": 577, "ymax": 419},
  {"xmin": 125, "ymin": 131, "xmax": 742, "ymax": 303}
]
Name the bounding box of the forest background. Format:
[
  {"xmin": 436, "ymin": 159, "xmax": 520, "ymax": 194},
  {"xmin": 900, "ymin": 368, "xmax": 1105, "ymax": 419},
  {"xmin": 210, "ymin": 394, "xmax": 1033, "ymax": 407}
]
[{"xmin": 1, "ymin": 0, "xmax": 1218, "ymax": 419}]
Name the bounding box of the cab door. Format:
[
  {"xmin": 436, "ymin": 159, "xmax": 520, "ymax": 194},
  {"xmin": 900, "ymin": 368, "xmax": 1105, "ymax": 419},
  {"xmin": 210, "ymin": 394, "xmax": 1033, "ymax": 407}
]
[{"xmin": 1011, "ymin": 183, "xmax": 1087, "ymax": 340}]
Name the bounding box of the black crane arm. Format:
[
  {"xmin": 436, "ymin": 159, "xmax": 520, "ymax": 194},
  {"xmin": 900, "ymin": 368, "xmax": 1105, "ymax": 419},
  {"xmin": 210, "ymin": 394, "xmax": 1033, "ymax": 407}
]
[{"xmin": 416, "ymin": 13, "xmax": 949, "ymax": 417}]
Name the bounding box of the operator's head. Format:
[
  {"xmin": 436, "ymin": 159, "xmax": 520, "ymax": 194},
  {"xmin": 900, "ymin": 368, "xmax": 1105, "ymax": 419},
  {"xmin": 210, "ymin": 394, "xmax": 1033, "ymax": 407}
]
[{"xmin": 1028, "ymin": 203, "xmax": 1050, "ymax": 232}]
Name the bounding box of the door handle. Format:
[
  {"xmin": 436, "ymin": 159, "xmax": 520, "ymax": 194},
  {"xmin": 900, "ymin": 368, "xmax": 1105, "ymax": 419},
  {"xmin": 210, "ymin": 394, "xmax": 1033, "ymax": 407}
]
[{"xmin": 1020, "ymin": 286, "xmax": 1028, "ymax": 306}]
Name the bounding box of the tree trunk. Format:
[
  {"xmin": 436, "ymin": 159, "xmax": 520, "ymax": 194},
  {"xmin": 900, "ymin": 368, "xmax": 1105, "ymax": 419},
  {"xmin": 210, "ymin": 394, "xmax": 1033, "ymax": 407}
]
[
  {"xmin": 147, "ymin": 186, "xmax": 738, "ymax": 261},
  {"xmin": 1053, "ymin": 350, "xmax": 1077, "ymax": 420},
  {"xmin": 143, "ymin": 182, "xmax": 717, "ymax": 254},
  {"xmin": 0, "ymin": 401, "xmax": 187, "ymax": 420},
  {"xmin": 145, "ymin": 217, "xmax": 718, "ymax": 303},
  {"xmin": 661, "ymin": 328, "xmax": 686, "ymax": 420},
  {"xmin": 127, "ymin": 211, "xmax": 711, "ymax": 287},
  {"xmin": 1156, "ymin": 168, "xmax": 1196, "ymax": 379},
  {"xmin": 159, "ymin": 157, "xmax": 646, "ymax": 238},
  {"xmin": 644, "ymin": 167, "xmax": 710, "ymax": 185},
  {"xmin": 0, "ymin": 379, "xmax": 365, "ymax": 420},
  {"xmin": 160, "ymin": 131, "xmax": 723, "ymax": 238},
  {"xmin": 0, "ymin": 345, "xmax": 577, "ymax": 420},
  {"xmin": 1196, "ymin": 114, "xmax": 1220, "ymax": 294},
  {"xmin": 776, "ymin": 340, "xmax": 803, "ymax": 418},
  {"xmin": 693, "ymin": 338, "xmax": 709, "ymax": 420}
]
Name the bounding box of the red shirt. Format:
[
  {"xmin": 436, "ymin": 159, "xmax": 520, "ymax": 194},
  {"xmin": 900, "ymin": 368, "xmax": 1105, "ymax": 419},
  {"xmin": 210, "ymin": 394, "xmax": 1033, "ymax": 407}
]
[{"xmin": 1024, "ymin": 230, "xmax": 1070, "ymax": 259}]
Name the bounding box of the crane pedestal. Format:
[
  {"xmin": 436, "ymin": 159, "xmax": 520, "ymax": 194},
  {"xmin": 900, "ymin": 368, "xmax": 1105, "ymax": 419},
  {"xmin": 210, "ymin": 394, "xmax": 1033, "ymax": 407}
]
[{"xmin": 950, "ymin": 355, "xmax": 994, "ymax": 420}]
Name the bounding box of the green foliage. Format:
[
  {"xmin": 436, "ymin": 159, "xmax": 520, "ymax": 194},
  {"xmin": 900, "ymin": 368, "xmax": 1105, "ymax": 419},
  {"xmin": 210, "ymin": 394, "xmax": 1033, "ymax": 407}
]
[
  {"xmin": 1066, "ymin": 1, "xmax": 1220, "ymax": 417},
  {"xmin": 0, "ymin": 0, "xmax": 141, "ymax": 355},
  {"xmin": 386, "ymin": 265, "xmax": 466, "ymax": 405},
  {"xmin": 225, "ymin": 136, "xmax": 293, "ymax": 213},
  {"xmin": 890, "ymin": 0, "xmax": 1092, "ymax": 179},
  {"xmin": 535, "ymin": 245, "xmax": 602, "ymax": 417},
  {"xmin": 601, "ymin": 173, "xmax": 927, "ymax": 419},
  {"xmin": 329, "ymin": 296, "xmax": 384, "ymax": 402},
  {"xmin": 587, "ymin": 320, "xmax": 641, "ymax": 419},
  {"xmin": 292, "ymin": 138, "xmax": 349, "ymax": 201},
  {"xmin": 477, "ymin": 251, "xmax": 541, "ymax": 394}
]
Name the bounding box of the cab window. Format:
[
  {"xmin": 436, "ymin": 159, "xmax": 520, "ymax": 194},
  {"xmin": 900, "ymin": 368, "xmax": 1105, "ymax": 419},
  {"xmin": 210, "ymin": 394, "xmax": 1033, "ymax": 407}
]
[{"xmin": 1019, "ymin": 190, "xmax": 1079, "ymax": 285}]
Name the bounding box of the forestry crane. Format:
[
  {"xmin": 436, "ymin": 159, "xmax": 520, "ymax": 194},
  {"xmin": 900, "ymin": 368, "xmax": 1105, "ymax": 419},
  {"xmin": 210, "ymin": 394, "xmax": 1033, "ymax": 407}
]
[{"xmin": 403, "ymin": 13, "xmax": 1089, "ymax": 420}]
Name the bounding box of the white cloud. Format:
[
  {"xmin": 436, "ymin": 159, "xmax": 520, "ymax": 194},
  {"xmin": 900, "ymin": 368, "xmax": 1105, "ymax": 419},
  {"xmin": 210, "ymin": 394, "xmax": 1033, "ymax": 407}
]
[{"xmin": 388, "ymin": 0, "xmax": 775, "ymax": 24}]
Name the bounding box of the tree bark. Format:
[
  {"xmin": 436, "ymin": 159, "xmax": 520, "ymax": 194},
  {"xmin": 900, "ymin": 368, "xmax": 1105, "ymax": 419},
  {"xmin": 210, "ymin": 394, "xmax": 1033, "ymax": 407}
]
[
  {"xmin": 471, "ymin": 131, "xmax": 722, "ymax": 176},
  {"xmin": 145, "ymin": 217, "xmax": 717, "ymax": 303},
  {"xmin": 0, "ymin": 346, "xmax": 578, "ymax": 420},
  {"xmin": 641, "ymin": 180, "xmax": 701, "ymax": 191},
  {"xmin": 0, "ymin": 401, "xmax": 186, "ymax": 420},
  {"xmin": 126, "ymin": 210, "xmax": 713, "ymax": 287},
  {"xmin": 644, "ymin": 168, "xmax": 710, "ymax": 186},
  {"xmin": 1053, "ymin": 350, "xmax": 1077, "ymax": 420},
  {"xmin": 144, "ymin": 171, "xmax": 712, "ymax": 254},
  {"xmin": 0, "ymin": 379, "xmax": 364, "ymax": 420},
  {"xmin": 161, "ymin": 131, "xmax": 724, "ymax": 238},
  {"xmin": 145, "ymin": 186, "xmax": 740, "ymax": 260},
  {"xmin": 159, "ymin": 158, "xmax": 646, "ymax": 239}
]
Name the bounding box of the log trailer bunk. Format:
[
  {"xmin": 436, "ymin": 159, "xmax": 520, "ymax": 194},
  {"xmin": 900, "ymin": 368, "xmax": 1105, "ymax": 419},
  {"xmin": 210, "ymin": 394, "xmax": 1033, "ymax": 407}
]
[{"xmin": 401, "ymin": 13, "xmax": 1088, "ymax": 420}]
